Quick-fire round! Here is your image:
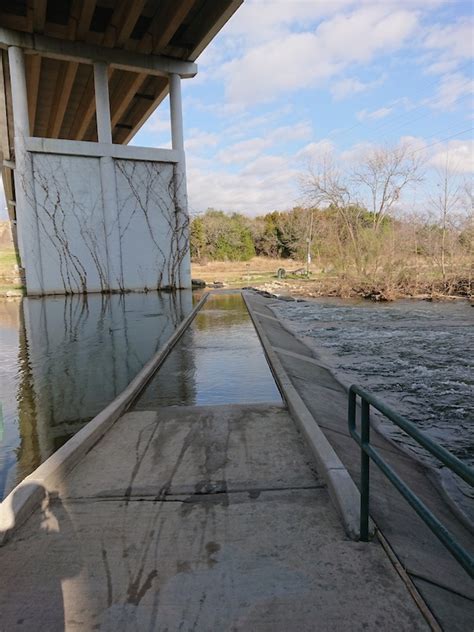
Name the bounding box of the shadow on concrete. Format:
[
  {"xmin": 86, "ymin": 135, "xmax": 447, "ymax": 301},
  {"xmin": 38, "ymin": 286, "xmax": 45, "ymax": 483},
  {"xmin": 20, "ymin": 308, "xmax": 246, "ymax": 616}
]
[{"xmin": 0, "ymin": 484, "xmax": 82, "ymax": 631}]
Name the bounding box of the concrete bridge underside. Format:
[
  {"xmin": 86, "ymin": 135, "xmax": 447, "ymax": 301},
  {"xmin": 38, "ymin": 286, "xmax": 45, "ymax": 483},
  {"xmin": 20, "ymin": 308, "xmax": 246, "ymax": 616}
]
[{"xmin": 0, "ymin": 0, "xmax": 242, "ymax": 295}]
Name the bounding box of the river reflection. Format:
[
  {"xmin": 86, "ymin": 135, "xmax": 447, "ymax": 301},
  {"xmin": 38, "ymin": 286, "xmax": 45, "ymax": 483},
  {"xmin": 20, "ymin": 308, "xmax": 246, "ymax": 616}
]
[
  {"xmin": 0, "ymin": 291, "xmax": 193, "ymax": 500},
  {"xmin": 135, "ymin": 293, "xmax": 282, "ymax": 408}
]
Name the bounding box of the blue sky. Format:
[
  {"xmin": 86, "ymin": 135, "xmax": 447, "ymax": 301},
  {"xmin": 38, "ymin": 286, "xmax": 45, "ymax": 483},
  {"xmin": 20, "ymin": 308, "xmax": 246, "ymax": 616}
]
[
  {"xmin": 1, "ymin": 0, "xmax": 472, "ymax": 220},
  {"xmin": 133, "ymin": 0, "xmax": 473, "ymax": 217}
]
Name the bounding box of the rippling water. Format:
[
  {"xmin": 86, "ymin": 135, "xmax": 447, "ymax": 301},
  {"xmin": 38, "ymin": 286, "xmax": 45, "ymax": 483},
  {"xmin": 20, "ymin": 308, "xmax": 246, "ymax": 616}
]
[{"xmin": 271, "ymin": 298, "xmax": 473, "ymax": 467}]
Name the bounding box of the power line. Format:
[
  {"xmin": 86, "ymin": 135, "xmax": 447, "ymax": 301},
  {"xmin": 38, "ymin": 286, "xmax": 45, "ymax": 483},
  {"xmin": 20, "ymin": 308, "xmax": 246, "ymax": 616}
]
[
  {"xmin": 363, "ymin": 92, "xmax": 473, "ymax": 144},
  {"xmin": 366, "ymin": 83, "xmax": 472, "ymax": 136},
  {"xmin": 409, "ymin": 127, "xmax": 473, "ymax": 156},
  {"xmin": 326, "ymin": 61, "xmax": 474, "ymax": 143}
]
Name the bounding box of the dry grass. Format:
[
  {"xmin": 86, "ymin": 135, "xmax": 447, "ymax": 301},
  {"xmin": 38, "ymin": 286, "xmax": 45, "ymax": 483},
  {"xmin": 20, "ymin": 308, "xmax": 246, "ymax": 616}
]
[
  {"xmin": 0, "ymin": 247, "xmax": 24, "ymax": 294},
  {"xmin": 191, "ymin": 257, "xmax": 306, "ymax": 287}
]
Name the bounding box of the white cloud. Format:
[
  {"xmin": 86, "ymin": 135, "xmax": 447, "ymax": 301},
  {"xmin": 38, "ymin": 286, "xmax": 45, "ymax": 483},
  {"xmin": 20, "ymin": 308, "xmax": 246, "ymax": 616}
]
[
  {"xmin": 241, "ymin": 154, "xmax": 289, "ymax": 177},
  {"xmin": 220, "ymin": 6, "xmax": 418, "ymax": 105},
  {"xmin": 185, "ymin": 130, "xmax": 219, "ymax": 153},
  {"xmin": 186, "ymin": 132, "xmax": 472, "ymax": 217},
  {"xmin": 429, "ymin": 140, "xmax": 474, "ymax": 174},
  {"xmin": 221, "ymin": 0, "xmax": 353, "ymax": 45},
  {"xmin": 423, "ymin": 18, "xmax": 473, "ymax": 69},
  {"xmin": 424, "ymin": 59, "xmax": 459, "ymax": 75},
  {"xmin": 187, "ymin": 157, "xmax": 299, "ymax": 216},
  {"xmin": 357, "ymin": 106, "xmax": 393, "ymax": 121},
  {"xmin": 216, "ymin": 137, "xmax": 271, "ymax": 165},
  {"xmin": 340, "ymin": 141, "xmax": 376, "ymax": 163},
  {"xmin": 331, "ymin": 77, "xmax": 369, "ymax": 100},
  {"xmin": 428, "ymin": 72, "xmax": 474, "ymax": 110},
  {"xmin": 296, "ymin": 139, "xmax": 336, "ymax": 162},
  {"xmin": 214, "ymin": 121, "xmax": 313, "ymax": 165}
]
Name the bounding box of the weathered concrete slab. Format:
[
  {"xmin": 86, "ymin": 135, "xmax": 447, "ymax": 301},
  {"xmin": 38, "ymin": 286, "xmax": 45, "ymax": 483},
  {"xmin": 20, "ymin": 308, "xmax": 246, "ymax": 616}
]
[
  {"xmin": 61, "ymin": 404, "xmax": 321, "ymax": 499},
  {"xmin": 0, "ymin": 490, "xmax": 428, "ymax": 631}
]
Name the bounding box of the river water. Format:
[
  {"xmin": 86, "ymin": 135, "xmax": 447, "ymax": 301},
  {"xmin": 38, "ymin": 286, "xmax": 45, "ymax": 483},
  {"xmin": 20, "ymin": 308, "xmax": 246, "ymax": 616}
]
[
  {"xmin": 0, "ymin": 291, "xmax": 194, "ymax": 500},
  {"xmin": 134, "ymin": 292, "xmax": 281, "ymax": 408},
  {"xmin": 270, "ymin": 297, "xmax": 473, "ymax": 470}
]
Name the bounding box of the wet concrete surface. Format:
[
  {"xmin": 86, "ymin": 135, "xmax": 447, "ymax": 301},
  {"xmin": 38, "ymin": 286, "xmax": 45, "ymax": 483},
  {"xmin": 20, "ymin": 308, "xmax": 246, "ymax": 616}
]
[
  {"xmin": 0, "ymin": 404, "xmax": 427, "ymax": 631},
  {"xmin": 61, "ymin": 405, "xmax": 321, "ymax": 499}
]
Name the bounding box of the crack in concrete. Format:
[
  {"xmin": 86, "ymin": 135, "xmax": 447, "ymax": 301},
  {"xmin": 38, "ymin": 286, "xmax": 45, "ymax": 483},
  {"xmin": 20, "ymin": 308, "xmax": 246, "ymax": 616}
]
[{"xmin": 58, "ymin": 484, "xmax": 326, "ymax": 504}]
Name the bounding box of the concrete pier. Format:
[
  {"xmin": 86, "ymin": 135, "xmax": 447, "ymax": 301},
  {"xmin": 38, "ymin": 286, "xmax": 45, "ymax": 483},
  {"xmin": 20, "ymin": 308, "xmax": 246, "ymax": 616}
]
[{"xmin": 0, "ymin": 292, "xmax": 437, "ymax": 630}]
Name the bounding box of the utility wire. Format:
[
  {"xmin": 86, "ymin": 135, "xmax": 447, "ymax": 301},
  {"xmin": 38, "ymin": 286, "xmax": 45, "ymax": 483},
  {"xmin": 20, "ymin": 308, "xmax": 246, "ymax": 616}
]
[
  {"xmin": 363, "ymin": 92, "xmax": 473, "ymax": 144},
  {"xmin": 408, "ymin": 127, "xmax": 473, "ymax": 156},
  {"xmin": 326, "ymin": 61, "xmax": 474, "ymax": 142}
]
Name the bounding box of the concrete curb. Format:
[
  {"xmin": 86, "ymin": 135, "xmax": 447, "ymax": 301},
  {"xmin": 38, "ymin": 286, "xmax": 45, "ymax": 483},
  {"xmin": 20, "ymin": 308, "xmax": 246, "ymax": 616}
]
[
  {"xmin": 0, "ymin": 292, "xmax": 209, "ymax": 545},
  {"xmin": 243, "ymin": 290, "xmax": 374, "ymax": 541}
]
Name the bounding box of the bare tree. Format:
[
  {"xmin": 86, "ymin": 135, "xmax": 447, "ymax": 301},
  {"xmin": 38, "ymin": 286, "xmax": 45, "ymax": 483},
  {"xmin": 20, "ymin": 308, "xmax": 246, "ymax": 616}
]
[
  {"xmin": 300, "ymin": 153, "xmax": 365, "ymax": 272},
  {"xmin": 429, "ymin": 156, "xmax": 463, "ymax": 286},
  {"xmin": 352, "ymin": 142, "xmax": 424, "ymax": 229}
]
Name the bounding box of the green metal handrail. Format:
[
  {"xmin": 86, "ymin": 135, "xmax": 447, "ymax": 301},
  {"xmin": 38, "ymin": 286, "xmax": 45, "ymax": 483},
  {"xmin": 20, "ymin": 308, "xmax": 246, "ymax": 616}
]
[{"xmin": 348, "ymin": 384, "xmax": 474, "ymax": 578}]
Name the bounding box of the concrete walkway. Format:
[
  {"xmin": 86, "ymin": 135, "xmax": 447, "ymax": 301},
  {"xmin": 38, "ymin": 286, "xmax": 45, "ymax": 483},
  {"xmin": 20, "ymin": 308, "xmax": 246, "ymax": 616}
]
[
  {"xmin": 244, "ymin": 291, "xmax": 474, "ymax": 632},
  {"xmin": 0, "ymin": 402, "xmax": 429, "ymax": 631}
]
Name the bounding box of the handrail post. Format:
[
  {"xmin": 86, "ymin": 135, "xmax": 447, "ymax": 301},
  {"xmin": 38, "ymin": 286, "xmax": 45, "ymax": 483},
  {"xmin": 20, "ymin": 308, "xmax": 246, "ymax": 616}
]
[{"xmin": 360, "ymin": 399, "xmax": 370, "ymax": 541}]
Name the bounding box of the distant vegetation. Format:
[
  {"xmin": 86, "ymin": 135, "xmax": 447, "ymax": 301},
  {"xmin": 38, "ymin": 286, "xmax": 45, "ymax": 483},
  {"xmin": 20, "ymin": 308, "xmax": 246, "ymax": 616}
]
[{"xmin": 191, "ymin": 144, "xmax": 473, "ymax": 299}]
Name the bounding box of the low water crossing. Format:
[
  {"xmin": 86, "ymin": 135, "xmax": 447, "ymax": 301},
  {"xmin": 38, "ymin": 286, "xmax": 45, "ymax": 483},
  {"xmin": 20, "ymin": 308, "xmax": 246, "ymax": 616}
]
[
  {"xmin": 0, "ymin": 291, "xmax": 280, "ymax": 500},
  {"xmin": 134, "ymin": 292, "xmax": 281, "ymax": 408}
]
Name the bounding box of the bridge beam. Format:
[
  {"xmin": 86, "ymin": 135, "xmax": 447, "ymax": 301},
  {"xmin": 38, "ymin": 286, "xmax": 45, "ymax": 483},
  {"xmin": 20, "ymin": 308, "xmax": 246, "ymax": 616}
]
[{"xmin": 0, "ymin": 27, "xmax": 198, "ymax": 78}]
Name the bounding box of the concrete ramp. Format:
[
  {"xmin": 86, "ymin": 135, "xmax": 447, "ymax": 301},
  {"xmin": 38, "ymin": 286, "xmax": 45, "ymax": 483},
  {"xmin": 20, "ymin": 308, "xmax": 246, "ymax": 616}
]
[{"xmin": 0, "ymin": 403, "xmax": 428, "ymax": 630}]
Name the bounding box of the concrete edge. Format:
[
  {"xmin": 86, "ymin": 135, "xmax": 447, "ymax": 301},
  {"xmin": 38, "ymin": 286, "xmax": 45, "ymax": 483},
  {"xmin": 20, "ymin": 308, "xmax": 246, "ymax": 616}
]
[
  {"xmin": 0, "ymin": 292, "xmax": 209, "ymax": 545},
  {"xmin": 243, "ymin": 290, "xmax": 374, "ymax": 541}
]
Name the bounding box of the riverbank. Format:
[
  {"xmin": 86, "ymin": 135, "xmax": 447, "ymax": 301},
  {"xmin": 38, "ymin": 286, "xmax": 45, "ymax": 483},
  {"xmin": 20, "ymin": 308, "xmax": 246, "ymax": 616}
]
[
  {"xmin": 0, "ymin": 221, "xmax": 24, "ymax": 295},
  {"xmin": 250, "ymin": 277, "xmax": 473, "ymax": 302},
  {"xmin": 192, "ymin": 258, "xmax": 472, "ymax": 302}
]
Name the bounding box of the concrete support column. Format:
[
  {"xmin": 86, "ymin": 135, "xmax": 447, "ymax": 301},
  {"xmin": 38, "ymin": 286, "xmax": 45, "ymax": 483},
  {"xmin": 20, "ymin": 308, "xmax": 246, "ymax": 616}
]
[
  {"xmin": 169, "ymin": 73, "xmax": 191, "ymax": 288},
  {"xmin": 169, "ymin": 73, "xmax": 184, "ymax": 152},
  {"xmin": 8, "ymin": 46, "xmax": 44, "ymax": 293},
  {"xmin": 93, "ymin": 63, "xmax": 121, "ymax": 290},
  {"xmin": 8, "ymin": 47, "xmax": 30, "ymax": 139},
  {"xmin": 93, "ymin": 62, "xmax": 112, "ymax": 144}
]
